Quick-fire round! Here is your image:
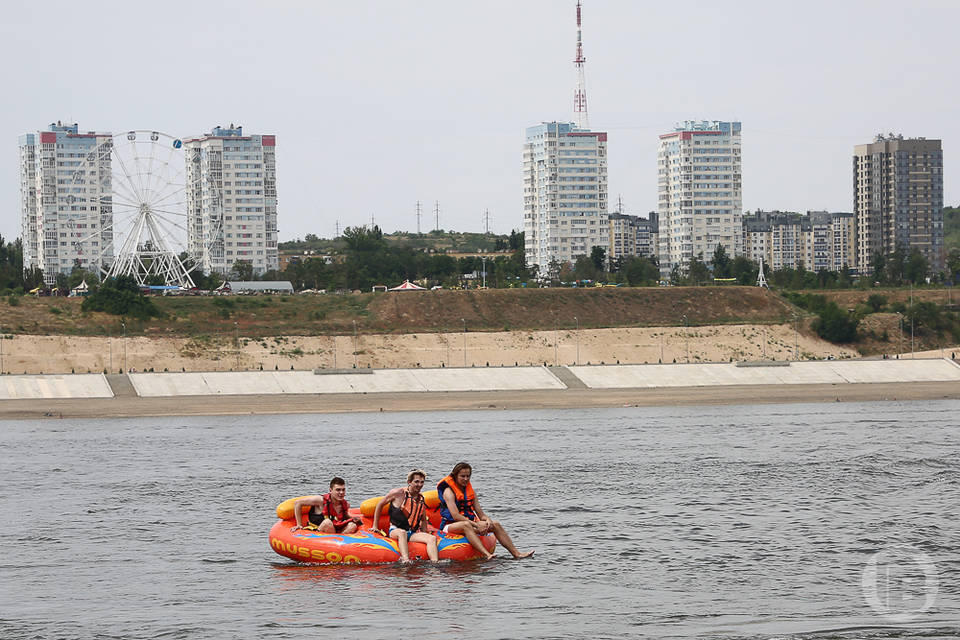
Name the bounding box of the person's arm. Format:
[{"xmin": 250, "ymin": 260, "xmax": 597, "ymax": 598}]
[
  {"xmin": 371, "ymin": 488, "xmax": 401, "ymax": 534},
  {"xmin": 291, "ymin": 495, "xmax": 323, "ymax": 531},
  {"xmin": 472, "ymin": 496, "xmax": 493, "ymax": 532},
  {"xmin": 441, "ymin": 488, "xmax": 473, "ymax": 523}
]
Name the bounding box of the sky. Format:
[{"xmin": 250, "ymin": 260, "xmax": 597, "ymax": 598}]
[{"xmin": 2, "ymin": 0, "xmax": 958, "ymax": 245}]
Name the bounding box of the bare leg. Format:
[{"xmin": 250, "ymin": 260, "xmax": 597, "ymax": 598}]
[
  {"xmin": 445, "ymin": 521, "xmax": 494, "ymax": 560},
  {"xmin": 317, "ymin": 519, "xmax": 335, "ymax": 533},
  {"xmin": 410, "ymin": 531, "xmax": 439, "ymax": 563},
  {"xmin": 490, "ymin": 521, "xmax": 535, "ymax": 559},
  {"xmin": 341, "ymin": 521, "xmax": 358, "ymax": 534},
  {"xmin": 390, "ymin": 529, "xmax": 411, "ymax": 563}
]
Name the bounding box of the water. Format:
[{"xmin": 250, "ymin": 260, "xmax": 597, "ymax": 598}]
[{"xmin": 1, "ymin": 401, "xmax": 958, "ymax": 639}]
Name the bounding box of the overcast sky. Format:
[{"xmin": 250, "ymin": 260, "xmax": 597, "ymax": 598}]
[{"xmin": 3, "ymin": 0, "xmax": 957, "ymax": 244}]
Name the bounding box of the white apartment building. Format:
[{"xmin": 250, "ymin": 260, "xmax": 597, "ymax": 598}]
[
  {"xmin": 19, "ymin": 122, "xmax": 113, "ymax": 284},
  {"xmin": 608, "ymin": 211, "xmax": 657, "ymax": 265},
  {"xmin": 184, "ymin": 125, "xmax": 278, "ymax": 276},
  {"xmin": 523, "ymin": 122, "xmax": 608, "ymax": 275},
  {"xmin": 743, "ymin": 210, "xmax": 856, "ymax": 272},
  {"xmin": 657, "ymin": 121, "xmax": 742, "ymax": 279}
]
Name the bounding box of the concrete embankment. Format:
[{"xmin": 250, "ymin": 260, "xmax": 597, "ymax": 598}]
[{"xmin": 1, "ymin": 359, "xmax": 958, "ymax": 419}]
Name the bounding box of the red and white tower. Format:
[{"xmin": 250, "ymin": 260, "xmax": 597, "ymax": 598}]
[{"xmin": 573, "ymin": 1, "xmax": 589, "ymax": 130}]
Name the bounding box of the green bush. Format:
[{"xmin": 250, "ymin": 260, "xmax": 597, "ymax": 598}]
[
  {"xmin": 812, "ymin": 301, "xmax": 859, "ymax": 343},
  {"xmin": 865, "ymin": 294, "xmax": 888, "ymax": 313},
  {"xmin": 7, "ymin": 294, "xmax": 19, "ymax": 307},
  {"xmin": 81, "ymin": 276, "xmax": 160, "ymax": 320},
  {"xmin": 49, "ymin": 306, "xmax": 62, "ymax": 315}
]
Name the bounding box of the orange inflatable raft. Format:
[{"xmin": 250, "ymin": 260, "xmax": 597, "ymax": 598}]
[{"xmin": 269, "ymin": 490, "xmax": 496, "ymax": 564}]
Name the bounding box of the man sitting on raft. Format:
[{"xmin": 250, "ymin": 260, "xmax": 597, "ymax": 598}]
[
  {"xmin": 438, "ymin": 462, "xmax": 534, "ymax": 560},
  {"xmin": 290, "ymin": 476, "xmax": 362, "ymax": 534},
  {"xmin": 371, "ymin": 469, "xmax": 439, "ymax": 564}
]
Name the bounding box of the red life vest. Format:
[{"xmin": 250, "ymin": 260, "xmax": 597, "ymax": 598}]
[
  {"xmin": 321, "ymin": 493, "xmax": 353, "ymax": 527},
  {"xmin": 437, "ymin": 475, "xmax": 476, "ymax": 524}
]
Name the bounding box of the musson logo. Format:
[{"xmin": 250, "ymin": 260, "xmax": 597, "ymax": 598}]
[
  {"xmin": 861, "ymin": 544, "xmax": 939, "ymax": 622},
  {"xmin": 271, "ymin": 537, "xmax": 361, "ymax": 564}
]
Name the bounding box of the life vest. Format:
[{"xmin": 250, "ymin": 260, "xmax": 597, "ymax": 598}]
[
  {"xmin": 437, "ymin": 475, "xmax": 476, "ymax": 525},
  {"xmin": 389, "ymin": 490, "xmax": 426, "ymax": 531},
  {"xmin": 318, "ymin": 492, "xmax": 353, "ymax": 527}
]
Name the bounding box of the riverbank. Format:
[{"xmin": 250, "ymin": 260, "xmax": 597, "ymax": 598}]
[
  {"xmin": 2, "ymin": 381, "xmax": 958, "ymax": 420},
  {"xmin": 0, "ymin": 323, "xmax": 859, "ymax": 374},
  {"xmin": 2, "ymin": 359, "xmax": 958, "ymax": 420}
]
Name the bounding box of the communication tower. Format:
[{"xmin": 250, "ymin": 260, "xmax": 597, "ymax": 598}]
[{"xmin": 573, "ymin": 1, "xmax": 589, "ymax": 129}]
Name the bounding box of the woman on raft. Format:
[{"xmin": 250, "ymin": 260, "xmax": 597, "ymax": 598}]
[
  {"xmin": 371, "ymin": 469, "xmax": 439, "ymax": 564},
  {"xmin": 437, "ymin": 461, "xmax": 534, "ymax": 560}
]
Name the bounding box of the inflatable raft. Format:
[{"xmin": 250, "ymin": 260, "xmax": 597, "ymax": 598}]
[{"xmin": 269, "ymin": 491, "xmax": 496, "ymax": 564}]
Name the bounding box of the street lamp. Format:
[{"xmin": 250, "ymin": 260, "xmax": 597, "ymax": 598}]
[
  {"xmin": 481, "ymin": 256, "xmax": 487, "ymax": 289},
  {"xmin": 554, "ymin": 319, "xmax": 558, "ymax": 366},
  {"xmin": 122, "ymin": 321, "xmax": 127, "ymax": 373},
  {"xmin": 574, "ymin": 316, "xmax": 579, "ymax": 366},
  {"xmin": 235, "ymin": 321, "xmax": 240, "ymax": 369},
  {"xmin": 793, "ymin": 314, "xmax": 799, "ymax": 361},
  {"xmin": 682, "ymin": 314, "xmax": 689, "ymax": 363},
  {"xmin": 461, "ymin": 318, "xmax": 466, "ymax": 367},
  {"xmin": 353, "ymin": 320, "xmax": 358, "ymax": 368}
]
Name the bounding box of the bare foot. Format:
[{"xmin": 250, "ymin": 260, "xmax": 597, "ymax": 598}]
[
  {"xmin": 400, "ymin": 557, "xmax": 411, "ymax": 564},
  {"xmin": 513, "ymin": 550, "xmax": 535, "ymax": 559},
  {"xmin": 483, "ymin": 552, "xmax": 495, "ymax": 560}
]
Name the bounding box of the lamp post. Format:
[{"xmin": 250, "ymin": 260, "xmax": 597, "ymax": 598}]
[
  {"xmin": 235, "ymin": 322, "xmax": 240, "ymax": 369},
  {"xmin": 481, "ymin": 256, "xmax": 487, "ymax": 289},
  {"xmin": 574, "ymin": 316, "xmax": 579, "ymax": 366},
  {"xmin": 461, "ymin": 318, "xmax": 466, "ymax": 367},
  {"xmin": 682, "ymin": 314, "xmax": 689, "ymax": 363},
  {"xmin": 554, "ymin": 319, "xmax": 558, "ymax": 366},
  {"xmin": 793, "ymin": 314, "xmax": 799, "ymax": 361},
  {"xmin": 122, "ymin": 321, "xmax": 127, "ymax": 373},
  {"xmin": 898, "ymin": 312, "xmax": 903, "ymax": 357},
  {"xmin": 446, "ymin": 329, "xmax": 450, "ymax": 366},
  {"xmin": 353, "ymin": 320, "xmax": 358, "ymax": 368}
]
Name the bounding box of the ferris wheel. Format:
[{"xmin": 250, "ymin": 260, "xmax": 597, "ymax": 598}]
[{"xmin": 70, "ymin": 130, "xmax": 222, "ymax": 288}]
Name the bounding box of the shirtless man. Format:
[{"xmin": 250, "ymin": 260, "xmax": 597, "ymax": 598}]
[
  {"xmin": 437, "ymin": 461, "xmax": 534, "ymax": 560},
  {"xmin": 290, "ymin": 477, "xmax": 362, "ymax": 534},
  {"xmin": 371, "ymin": 469, "xmax": 439, "ymax": 563}
]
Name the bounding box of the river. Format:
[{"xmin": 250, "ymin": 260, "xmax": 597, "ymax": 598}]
[{"xmin": 1, "ymin": 400, "xmax": 957, "ymax": 639}]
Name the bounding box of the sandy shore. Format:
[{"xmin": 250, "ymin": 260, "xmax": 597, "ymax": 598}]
[
  {"xmin": 2, "ymin": 381, "xmax": 958, "ymax": 421},
  {"xmin": 0, "ymin": 323, "xmax": 861, "ymax": 375}
]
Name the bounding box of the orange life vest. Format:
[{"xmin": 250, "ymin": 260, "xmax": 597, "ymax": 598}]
[
  {"xmin": 437, "ymin": 475, "xmax": 476, "ymax": 526},
  {"xmin": 389, "ymin": 490, "xmax": 426, "ymax": 531}
]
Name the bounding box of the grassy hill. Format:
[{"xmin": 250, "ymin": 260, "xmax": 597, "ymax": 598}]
[{"xmin": 2, "ymin": 286, "xmax": 798, "ymax": 338}]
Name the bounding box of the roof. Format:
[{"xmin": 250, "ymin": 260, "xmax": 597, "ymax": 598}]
[
  {"xmin": 389, "ymin": 280, "xmax": 426, "ymax": 291},
  {"xmin": 226, "ymin": 281, "xmax": 294, "ymax": 292}
]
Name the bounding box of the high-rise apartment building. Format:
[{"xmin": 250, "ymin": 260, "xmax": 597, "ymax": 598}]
[
  {"xmin": 853, "ymin": 134, "xmax": 944, "ymax": 273},
  {"xmin": 608, "ymin": 211, "xmax": 657, "ymax": 265},
  {"xmin": 742, "ymin": 210, "xmax": 856, "ymax": 272},
  {"xmin": 523, "ymin": 122, "xmax": 608, "ymax": 275},
  {"xmin": 657, "ymin": 120, "xmax": 742, "ymax": 279},
  {"xmin": 19, "ymin": 122, "xmax": 113, "ymax": 284},
  {"xmin": 184, "ymin": 125, "xmax": 278, "ymax": 276}
]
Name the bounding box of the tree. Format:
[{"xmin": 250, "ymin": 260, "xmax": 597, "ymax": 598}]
[
  {"xmin": 870, "ymin": 252, "xmax": 886, "ymax": 283},
  {"xmin": 905, "ymin": 249, "xmax": 928, "ymax": 284},
  {"xmin": 711, "ymin": 244, "xmax": 731, "ymax": 278},
  {"xmin": 230, "ymin": 260, "xmax": 254, "ymax": 281},
  {"xmin": 812, "ymin": 301, "xmax": 858, "ymax": 343},
  {"xmin": 623, "ymin": 256, "xmax": 658, "ymax": 286},
  {"xmin": 573, "ymin": 255, "xmax": 598, "ymax": 282},
  {"xmin": 341, "ymin": 225, "xmax": 386, "ymax": 253},
  {"xmin": 590, "ymin": 246, "xmax": 607, "ymax": 272},
  {"xmin": 687, "ymin": 255, "xmax": 710, "ymax": 285},
  {"xmin": 730, "ymin": 256, "xmax": 756, "ymax": 285},
  {"xmin": 82, "ymin": 275, "xmax": 160, "ymax": 320},
  {"xmin": 947, "ymin": 249, "xmax": 960, "ymax": 285}
]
